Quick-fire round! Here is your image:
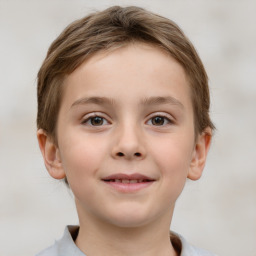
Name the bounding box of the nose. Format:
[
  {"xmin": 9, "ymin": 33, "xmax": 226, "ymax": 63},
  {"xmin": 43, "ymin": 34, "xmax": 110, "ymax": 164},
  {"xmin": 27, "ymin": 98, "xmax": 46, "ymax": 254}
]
[{"xmin": 111, "ymin": 124, "xmax": 146, "ymax": 160}]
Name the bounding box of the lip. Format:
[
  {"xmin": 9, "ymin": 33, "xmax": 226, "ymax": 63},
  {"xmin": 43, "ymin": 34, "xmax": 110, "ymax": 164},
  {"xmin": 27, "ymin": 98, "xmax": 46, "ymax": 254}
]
[{"xmin": 102, "ymin": 173, "xmax": 155, "ymax": 193}]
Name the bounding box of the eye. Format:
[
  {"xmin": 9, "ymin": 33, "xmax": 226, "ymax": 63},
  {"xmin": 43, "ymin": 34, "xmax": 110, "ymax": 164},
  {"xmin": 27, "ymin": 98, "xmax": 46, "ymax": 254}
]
[
  {"xmin": 82, "ymin": 116, "xmax": 109, "ymax": 126},
  {"xmin": 147, "ymin": 115, "xmax": 172, "ymax": 126}
]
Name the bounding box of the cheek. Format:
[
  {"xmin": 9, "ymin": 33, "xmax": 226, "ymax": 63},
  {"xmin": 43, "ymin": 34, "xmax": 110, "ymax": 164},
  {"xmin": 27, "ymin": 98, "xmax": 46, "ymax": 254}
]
[
  {"xmin": 150, "ymin": 136, "xmax": 194, "ymax": 182},
  {"xmin": 59, "ymin": 134, "xmax": 106, "ymax": 186},
  {"xmin": 60, "ymin": 144, "xmax": 102, "ymax": 204}
]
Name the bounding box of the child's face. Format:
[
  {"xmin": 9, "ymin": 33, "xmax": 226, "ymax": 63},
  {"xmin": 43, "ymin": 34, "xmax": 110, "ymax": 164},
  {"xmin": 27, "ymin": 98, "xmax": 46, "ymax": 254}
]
[{"xmin": 39, "ymin": 43, "xmax": 210, "ymax": 228}]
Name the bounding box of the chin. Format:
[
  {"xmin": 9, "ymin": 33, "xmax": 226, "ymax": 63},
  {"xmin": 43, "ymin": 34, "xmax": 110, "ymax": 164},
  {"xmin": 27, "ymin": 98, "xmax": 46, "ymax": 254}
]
[{"xmin": 106, "ymin": 209, "xmax": 155, "ymax": 228}]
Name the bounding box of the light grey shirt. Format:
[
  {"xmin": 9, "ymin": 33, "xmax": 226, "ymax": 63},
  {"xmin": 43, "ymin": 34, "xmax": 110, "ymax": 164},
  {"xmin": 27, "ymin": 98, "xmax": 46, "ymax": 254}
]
[{"xmin": 36, "ymin": 226, "xmax": 217, "ymax": 256}]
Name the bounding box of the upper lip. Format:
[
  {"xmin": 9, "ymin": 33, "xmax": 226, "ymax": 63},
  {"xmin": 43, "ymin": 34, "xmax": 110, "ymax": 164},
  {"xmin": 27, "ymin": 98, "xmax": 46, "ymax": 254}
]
[{"xmin": 102, "ymin": 173, "xmax": 155, "ymax": 181}]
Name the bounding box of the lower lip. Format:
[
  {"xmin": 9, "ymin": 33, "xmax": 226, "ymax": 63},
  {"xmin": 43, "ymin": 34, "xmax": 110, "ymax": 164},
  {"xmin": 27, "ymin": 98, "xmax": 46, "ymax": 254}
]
[{"xmin": 103, "ymin": 181, "xmax": 154, "ymax": 193}]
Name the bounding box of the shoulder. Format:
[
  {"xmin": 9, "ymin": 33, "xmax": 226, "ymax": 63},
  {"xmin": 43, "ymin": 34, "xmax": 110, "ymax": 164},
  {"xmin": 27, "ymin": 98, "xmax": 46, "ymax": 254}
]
[
  {"xmin": 35, "ymin": 243, "xmax": 58, "ymax": 256},
  {"xmin": 35, "ymin": 238, "xmax": 62, "ymax": 256},
  {"xmin": 35, "ymin": 226, "xmax": 84, "ymax": 256},
  {"xmin": 171, "ymin": 232, "xmax": 217, "ymax": 256}
]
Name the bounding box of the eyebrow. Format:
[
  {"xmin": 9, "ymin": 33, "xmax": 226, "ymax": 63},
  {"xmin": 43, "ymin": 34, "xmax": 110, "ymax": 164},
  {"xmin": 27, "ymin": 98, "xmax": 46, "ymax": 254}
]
[
  {"xmin": 70, "ymin": 96, "xmax": 184, "ymax": 109},
  {"xmin": 141, "ymin": 96, "xmax": 184, "ymax": 109},
  {"xmin": 70, "ymin": 96, "xmax": 115, "ymax": 109}
]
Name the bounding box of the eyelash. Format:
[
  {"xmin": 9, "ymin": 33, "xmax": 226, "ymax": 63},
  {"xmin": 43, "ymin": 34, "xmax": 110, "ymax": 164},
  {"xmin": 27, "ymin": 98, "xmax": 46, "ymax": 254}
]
[
  {"xmin": 81, "ymin": 113, "xmax": 174, "ymax": 127},
  {"xmin": 81, "ymin": 114, "xmax": 110, "ymax": 126},
  {"xmin": 146, "ymin": 114, "xmax": 174, "ymax": 126}
]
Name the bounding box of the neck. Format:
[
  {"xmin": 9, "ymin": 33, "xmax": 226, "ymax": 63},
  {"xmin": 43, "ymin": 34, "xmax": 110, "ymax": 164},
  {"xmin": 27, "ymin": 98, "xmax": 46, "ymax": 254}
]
[{"xmin": 75, "ymin": 204, "xmax": 177, "ymax": 256}]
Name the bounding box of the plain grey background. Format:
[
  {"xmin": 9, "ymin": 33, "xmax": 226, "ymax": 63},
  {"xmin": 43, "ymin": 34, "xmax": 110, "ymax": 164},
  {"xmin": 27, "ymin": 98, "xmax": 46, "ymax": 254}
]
[{"xmin": 0, "ymin": 1, "xmax": 256, "ymax": 255}]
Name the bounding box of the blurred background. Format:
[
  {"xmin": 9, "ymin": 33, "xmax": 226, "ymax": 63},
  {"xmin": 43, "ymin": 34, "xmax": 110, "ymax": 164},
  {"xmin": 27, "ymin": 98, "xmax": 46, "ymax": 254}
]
[{"xmin": 0, "ymin": 0, "xmax": 255, "ymax": 255}]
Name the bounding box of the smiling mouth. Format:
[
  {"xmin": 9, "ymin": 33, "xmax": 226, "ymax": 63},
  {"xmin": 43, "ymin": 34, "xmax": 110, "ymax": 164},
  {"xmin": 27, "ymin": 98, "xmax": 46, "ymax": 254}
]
[
  {"xmin": 102, "ymin": 173, "xmax": 155, "ymax": 192},
  {"xmin": 103, "ymin": 179, "xmax": 153, "ymax": 184},
  {"xmin": 102, "ymin": 173, "xmax": 155, "ymax": 183}
]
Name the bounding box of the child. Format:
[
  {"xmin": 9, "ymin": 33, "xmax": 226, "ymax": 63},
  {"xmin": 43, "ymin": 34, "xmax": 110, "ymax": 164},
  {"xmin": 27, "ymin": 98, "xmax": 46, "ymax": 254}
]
[{"xmin": 36, "ymin": 6, "xmax": 216, "ymax": 256}]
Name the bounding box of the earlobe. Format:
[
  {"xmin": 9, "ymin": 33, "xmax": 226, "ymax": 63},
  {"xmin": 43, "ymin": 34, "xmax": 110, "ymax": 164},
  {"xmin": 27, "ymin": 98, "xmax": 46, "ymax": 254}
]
[
  {"xmin": 37, "ymin": 129, "xmax": 66, "ymax": 180},
  {"xmin": 188, "ymin": 127, "xmax": 212, "ymax": 181}
]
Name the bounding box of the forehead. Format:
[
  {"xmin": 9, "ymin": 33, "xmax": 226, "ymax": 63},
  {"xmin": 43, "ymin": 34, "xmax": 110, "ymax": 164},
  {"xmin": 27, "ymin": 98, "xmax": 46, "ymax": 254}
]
[
  {"xmin": 61, "ymin": 43, "xmax": 192, "ymax": 109},
  {"xmin": 83, "ymin": 43, "xmax": 185, "ymax": 78}
]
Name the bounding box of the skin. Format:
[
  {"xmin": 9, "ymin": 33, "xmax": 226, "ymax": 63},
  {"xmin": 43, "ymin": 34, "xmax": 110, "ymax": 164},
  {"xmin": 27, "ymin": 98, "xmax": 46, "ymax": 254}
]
[{"xmin": 38, "ymin": 43, "xmax": 211, "ymax": 256}]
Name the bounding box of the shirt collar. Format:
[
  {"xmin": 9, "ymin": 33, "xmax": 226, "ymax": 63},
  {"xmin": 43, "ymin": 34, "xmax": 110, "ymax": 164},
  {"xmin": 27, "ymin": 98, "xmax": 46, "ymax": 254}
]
[{"xmin": 56, "ymin": 225, "xmax": 214, "ymax": 256}]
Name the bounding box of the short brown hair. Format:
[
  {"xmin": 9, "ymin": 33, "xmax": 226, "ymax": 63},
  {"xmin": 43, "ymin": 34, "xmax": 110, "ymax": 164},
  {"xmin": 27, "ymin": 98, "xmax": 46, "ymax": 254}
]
[{"xmin": 37, "ymin": 5, "xmax": 215, "ymax": 142}]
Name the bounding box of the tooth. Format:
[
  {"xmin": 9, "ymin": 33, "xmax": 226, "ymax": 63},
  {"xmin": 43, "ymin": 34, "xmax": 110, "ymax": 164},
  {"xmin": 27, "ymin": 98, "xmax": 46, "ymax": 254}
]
[
  {"xmin": 115, "ymin": 179, "xmax": 121, "ymax": 183},
  {"xmin": 122, "ymin": 179, "xmax": 129, "ymax": 184},
  {"xmin": 130, "ymin": 180, "xmax": 137, "ymax": 183},
  {"xmin": 138, "ymin": 179, "xmax": 143, "ymax": 183}
]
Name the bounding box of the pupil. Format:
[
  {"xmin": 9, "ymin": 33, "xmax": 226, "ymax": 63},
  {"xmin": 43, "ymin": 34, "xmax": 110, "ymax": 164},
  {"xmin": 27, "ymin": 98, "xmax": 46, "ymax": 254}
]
[
  {"xmin": 153, "ymin": 116, "xmax": 164, "ymax": 125},
  {"xmin": 92, "ymin": 117, "xmax": 103, "ymax": 125}
]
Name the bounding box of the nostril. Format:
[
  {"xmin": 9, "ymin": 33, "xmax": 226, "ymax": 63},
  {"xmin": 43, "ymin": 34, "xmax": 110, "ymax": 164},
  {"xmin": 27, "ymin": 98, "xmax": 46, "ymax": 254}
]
[{"xmin": 115, "ymin": 152, "xmax": 142, "ymax": 158}]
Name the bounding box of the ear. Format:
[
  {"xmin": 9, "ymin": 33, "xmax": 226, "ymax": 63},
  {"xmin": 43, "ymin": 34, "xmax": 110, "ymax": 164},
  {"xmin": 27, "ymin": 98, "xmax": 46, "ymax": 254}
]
[
  {"xmin": 188, "ymin": 127, "xmax": 212, "ymax": 181},
  {"xmin": 37, "ymin": 129, "xmax": 66, "ymax": 180}
]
